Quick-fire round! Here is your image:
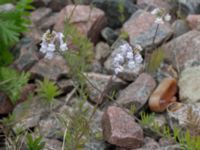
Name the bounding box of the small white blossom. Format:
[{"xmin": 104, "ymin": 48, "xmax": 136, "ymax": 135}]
[
  {"xmin": 114, "ymin": 65, "xmax": 123, "ymax": 75},
  {"xmin": 114, "ymin": 54, "xmax": 124, "ymax": 65},
  {"xmin": 60, "ymin": 43, "xmax": 68, "ymax": 51},
  {"xmin": 151, "ymin": 8, "xmax": 161, "ymax": 16},
  {"xmin": 164, "ymin": 13, "xmax": 171, "ymax": 22},
  {"xmin": 155, "ymin": 17, "xmax": 164, "ymax": 24},
  {"xmin": 135, "ymin": 53, "xmax": 143, "ymax": 63},
  {"xmin": 45, "ymin": 51, "xmax": 54, "ymax": 59},
  {"xmin": 126, "ymin": 51, "xmax": 134, "ymax": 60},
  {"xmin": 128, "ymin": 60, "xmax": 136, "ymax": 69},
  {"xmin": 47, "ymin": 43, "xmax": 55, "ymax": 52},
  {"xmin": 40, "ymin": 30, "xmax": 68, "ymax": 59},
  {"xmin": 120, "ymin": 43, "xmax": 132, "ymax": 53},
  {"xmin": 112, "ymin": 43, "xmax": 143, "ymax": 75},
  {"xmin": 151, "ymin": 8, "xmax": 171, "ymax": 24},
  {"xmin": 40, "ymin": 42, "xmax": 48, "ymax": 53}
]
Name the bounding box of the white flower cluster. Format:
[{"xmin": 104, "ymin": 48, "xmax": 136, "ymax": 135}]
[
  {"xmin": 40, "ymin": 30, "xmax": 68, "ymax": 59},
  {"xmin": 151, "ymin": 8, "xmax": 171, "ymax": 24},
  {"xmin": 113, "ymin": 43, "xmax": 143, "ymax": 75}
]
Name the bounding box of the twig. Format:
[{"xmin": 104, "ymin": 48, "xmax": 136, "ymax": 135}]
[{"xmin": 65, "ymin": 87, "xmax": 77, "ymax": 105}]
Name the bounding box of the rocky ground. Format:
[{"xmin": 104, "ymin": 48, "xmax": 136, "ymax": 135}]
[{"xmin": 1, "ymin": 0, "xmax": 200, "ymax": 150}]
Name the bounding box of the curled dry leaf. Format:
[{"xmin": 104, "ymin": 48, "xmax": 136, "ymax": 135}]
[{"xmin": 149, "ymin": 78, "xmax": 177, "ymax": 112}]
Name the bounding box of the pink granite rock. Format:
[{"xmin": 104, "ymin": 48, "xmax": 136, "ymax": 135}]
[
  {"xmin": 122, "ymin": 10, "xmax": 173, "ymax": 50},
  {"xmin": 54, "ymin": 5, "xmax": 107, "ymax": 44},
  {"xmin": 186, "ymin": 14, "xmax": 200, "ymax": 30},
  {"xmin": 102, "ymin": 106, "xmax": 144, "ymax": 149}
]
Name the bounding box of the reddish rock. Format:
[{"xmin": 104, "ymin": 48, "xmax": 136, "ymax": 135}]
[
  {"xmin": 162, "ymin": 30, "xmax": 200, "ymax": 71},
  {"xmin": 122, "ymin": 10, "xmax": 173, "ymax": 50},
  {"xmin": 0, "ymin": 92, "xmax": 14, "ymax": 114},
  {"xmin": 149, "ymin": 78, "xmax": 177, "ymax": 112},
  {"xmin": 186, "ymin": 14, "xmax": 200, "ymax": 30},
  {"xmin": 54, "ymin": 5, "xmax": 107, "ymax": 44},
  {"xmin": 102, "ymin": 106, "xmax": 144, "ymax": 149},
  {"xmin": 117, "ymin": 73, "xmax": 156, "ymax": 110},
  {"xmin": 30, "ymin": 55, "xmax": 69, "ymax": 81}
]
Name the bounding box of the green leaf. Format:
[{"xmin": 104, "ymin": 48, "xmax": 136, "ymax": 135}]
[
  {"xmin": 37, "ymin": 78, "xmax": 61, "ymax": 103},
  {"xmin": 0, "ymin": 67, "xmax": 30, "ymax": 104},
  {"xmin": 146, "ymin": 48, "xmax": 165, "ymax": 74}
]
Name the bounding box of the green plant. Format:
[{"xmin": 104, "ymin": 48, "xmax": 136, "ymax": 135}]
[
  {"xmin": 129, "ymin": 104, "xmax": 137, "ymax": 115},
  {"xmin": 138, "ymin": 110, "xmax": 200, "ymax": 150},
  {"xmin": 26, "ymin": 134, "xmax": 45, "ymax": 150},
  {"xmin": 139, "ymin": 112, "xmax": 155, "ymax": 126},
  {"xmin": 0, "ymin": 67, "xmax": 30, "ymax": 104},
  {"xmin": 37, "ymin": 78, "xmax": 61, "ymax": 104},
  {"xmin": 146, "ymin": 48, "xmax": 165, "ymax": 74},
  {"xmin": 0, "ymin": 0, "xmax": 33, "ymax": 66}
]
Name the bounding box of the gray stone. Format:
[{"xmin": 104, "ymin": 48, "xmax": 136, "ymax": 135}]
[
  {"xmin": 85, "ymin": 72, "xmax": 127, "ymax": 104},
  {"xmin": 30, "ymin": 8, "xmax": 52, "ymax": 25},
  {"xmin": 122, "ymin": 10, "xmax": 173, "ymax": 51},
  {"xmin": 134, "ymin": 144, "xmax": 181, "ymax": 150},
  {"xmin": 117, "ymin": 73, "xmax": 156, "ymax": 111},
  {"xmin": 30, "ymin": 55, "xmax": 69, "ymax": 81},
  {"xmin": 57, "ymin": 79, "xmax": 74, "ymax": 94},
  {"xmin": 92, "ymin": 0, "xmax": 138, "ymax": 28},
  {"xmin": 137, "ymin": 0, "xmax": 171, "ymax": 12},
  {"xmin": 95, "ymin": 42, "xmax": 111, "ymax": 63},
  {"xmin": 179, "ymin": 66, "xmax": 200, "ymax": 103},
  {"xmin": 101, "ymin": 27, "xmax": 118, "ymax": 45},
  {"xmin": 104, "ymin": 39, "xmax": 144, "ymax": 81},
  {"xmin": 13, "ymin": 39, "xmax": 39, "ymax": 71},
  {"xmin": 90, "ymin": 60, "xmax": 103, "ymax": 73},
  {"xmin": 44, "ymin": 139, "xmax": 62, "ymax": 150},
  {"xmin": 131, "ymin": 24, "xmax": 173, "ymax": 51},
  {"xmin": 176, "ymin": 0, "xmax": 200, "ymax": 15},
  {"xmin": 39, "ymin": 114, "xmax": 64, "ymax": 139},
  {"xmin": 40, "ymin": 13, "xmax": 58, "ymax": 31},
  {"xmin": 84, "ymin": 140, "xmax": 109, "ymax": 150},
  {"xmin": 162, "ymin": 30, "xmax": 200, "ymax": 71},
  {"xmin": 13, "ymin": 96, "xmax": 61, "ymax": 131},
  {"xmin": 172, "ymin": 19, "xmax": 190, "ymax": 38},
  {"xmin": 102, "ymin": 106, "xmax": 144, "ymax": 149}
]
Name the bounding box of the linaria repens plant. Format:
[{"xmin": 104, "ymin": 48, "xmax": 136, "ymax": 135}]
[
  {"xmin": 112, "ymin": 43, "xmax": 143, "ymax": 75},
  {"xmin": 40, "ymin": 30, "xmax": 68, "ymax": 59},
  {"xmin": 0, "ymin": 67, "xmax": 30, "ymax": 104}
]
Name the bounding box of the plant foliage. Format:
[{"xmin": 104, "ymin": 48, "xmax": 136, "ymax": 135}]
[
  {"xmin": 146, "ymin": 48, "xmax": 165, "ymax": 74},
  {"xmin": 37, "ymin": 78, "xmax": 61, "ymax": 103},
  {"xmin": 26, "ymin": 134, "xmax": 45, "ymax": 150},
  {"xmin": 0, "ymin": 0, "xmax": 34, "ymax": 66},
  {"xmin": 0, "ymin": 67, "xmax": 30, "ymax": 104}
]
